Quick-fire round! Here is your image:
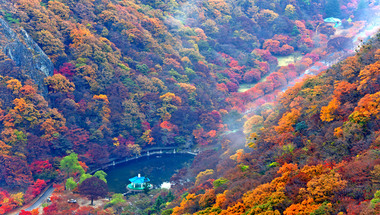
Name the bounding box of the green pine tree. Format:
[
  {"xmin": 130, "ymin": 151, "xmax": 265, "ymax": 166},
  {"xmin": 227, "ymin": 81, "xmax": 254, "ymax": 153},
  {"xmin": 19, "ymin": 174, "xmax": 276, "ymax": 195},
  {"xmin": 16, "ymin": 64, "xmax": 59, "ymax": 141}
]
[
  {"xmin": 292, "ymin": 25, "xmax": 300, "ymax": 36},
  {"xmin": 154, "ymin": 195, "xmax": 164, "ymax": 211},
  {"xmin": 143, "ymin": 177, "xmax": 150, "ymax": 194},
  {"xmin": 166, "ymin": 191, "xmax": 175, "ymax": 202},
  {"xmin": 143, "ymin": 182, "xmax": 150, "ymax": 194},
  {"xmin": 325, "ymin": 0, "xmax": 341, "ymax": 18}
]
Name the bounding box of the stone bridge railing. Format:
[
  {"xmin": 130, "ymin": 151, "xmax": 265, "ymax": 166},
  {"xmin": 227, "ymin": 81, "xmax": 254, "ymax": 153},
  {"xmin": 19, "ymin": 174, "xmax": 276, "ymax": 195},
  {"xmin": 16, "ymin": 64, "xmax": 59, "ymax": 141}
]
[{"xmin": 89, "ymin": 147, "xmax": 198, "ymax": 174}]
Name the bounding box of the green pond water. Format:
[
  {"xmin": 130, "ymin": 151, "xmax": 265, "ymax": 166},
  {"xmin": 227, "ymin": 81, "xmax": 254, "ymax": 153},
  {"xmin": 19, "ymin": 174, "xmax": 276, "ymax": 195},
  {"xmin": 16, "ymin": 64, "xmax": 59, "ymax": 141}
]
[{"xmin": 104, "ymin": 154, "xmax": 194, "ymax": 193}]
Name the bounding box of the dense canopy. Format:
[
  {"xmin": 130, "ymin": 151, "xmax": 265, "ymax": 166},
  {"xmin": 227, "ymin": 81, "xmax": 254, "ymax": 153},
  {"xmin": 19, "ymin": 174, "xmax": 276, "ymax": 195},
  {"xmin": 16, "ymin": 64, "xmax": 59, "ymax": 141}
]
[{"xmin": 0, "ymin": 0, "xmax": 379, "ymax": 214}]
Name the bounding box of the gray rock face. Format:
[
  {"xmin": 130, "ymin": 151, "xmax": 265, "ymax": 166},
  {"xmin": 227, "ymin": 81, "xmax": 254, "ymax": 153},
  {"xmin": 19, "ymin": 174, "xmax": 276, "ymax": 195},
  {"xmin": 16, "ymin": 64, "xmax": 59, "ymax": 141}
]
[{"xmin": 0, "ymin": 18, "xmax": 53, "ymax": 95}]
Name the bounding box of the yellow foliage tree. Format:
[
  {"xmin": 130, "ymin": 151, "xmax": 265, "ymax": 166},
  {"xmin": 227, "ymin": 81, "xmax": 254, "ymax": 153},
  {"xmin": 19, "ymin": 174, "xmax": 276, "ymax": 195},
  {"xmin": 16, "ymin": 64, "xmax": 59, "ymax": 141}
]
[
  {"xmin": 93, "ymin": 94, "xmax": 109, "ymax": 104},
  {"xmin": 151, "ymin": 77, "xmax": 168, "ymax": 92},
  {"xmin": 341, "ymin": 56, "xmax": 361, "ymax": 79},
  {"xmin": 160, "ymin": 92, "xmax": 180, "ymax": 104},
  {"xmin": 13, "ymin": 98, "xmax": 27, "ymax": 113},
  {"xmin": 40, "ymin": 109, "xmax": 67, "ymax": 141},
  {"xmin": 230, "ymin": 149, "xmax": 244, "ymax": 162},
  {"xmin": 334, "ymin": 127, "xmax": 343, "ymax": 138},
  {"xmin": 220, "ymin": 202, "xmax": 246, "ymax": 215},
  {"xmin": 44, "ymin": 74, "xmax": 75, "ymax": 93},
  {"xmin": 172, "ymin": 193, "xmax": 199, "ymax": 215},
  {"xmin": 93, "ymin": 95, "xmax": 111, "ymax": 123},
  {"xmin": 158, "ymin": 92, "xmax": 181, "ymax": 120},
  {"xmin": 177, "ymin": 83, "xmax": 196, "ymax": 94},
  {"xmin": 141, "ymin": 129, "xmax": 155, "ymax": 145},
  {"xmin": 6, "ymin": 79, "xmax": 22, "ymax": 93},
  {"xmin": 195, "ymin": 169, "xmax": 214, "ymax": 185},
  {"xmin": 127, "ymin": 144, "xmax": 142, "ymax": 155},
  {"xmin": 0, "ymin": 140, "xmax": 12, "ymax": 155},
  {"xmin": 299, "ymin": 164, "xmax": 326, "ymax": 178},
  {"xmin": 243, "ymin": 115, "xmax": 264, "ymax": 134},
  {"xmin": 11, "ymin": 99, "xmax": 41, "ymax": 128},
  {"xmin": 284, "ymin": 4, "xmax": 296, "ymax": 18},
  {"xmin": 70, "ymin": 26, "xmax": 94, "ymax": 48},
  {"xmin": 259, "ymin": 9, "xmax": 279, "ymax": 22},
  {"xmin": 10, "ymin": 192, "xmax": 24, "ymax": 206},
  {"xmin": 349, "ymin": 91, "xmax": 380, "ymax": 124},
  {"xmin": 320, "ymin": 98, "xmax": 340, "ymax": 122},
  {"xmin": 274, "ymin": 108, "xmax": 301, "ymax": 134},
  {"xmin": 358, "ymin": 61, "xmax": 380, "ymax": 92},
  {"xmin": 199, "ymin": 189, "xmax": 216, "ymax": 208},
  {"xmin": 48, "ymin": 1, "xmax": 70, "ymax": 19},
  {"xmin": 242, "ymin": 182, "xmax": 285, "ymax": 214},
  {"xmin": 300, "ymin": 171, "xmax": 347, "ymax": 203},
  {"xmin": 214, "ymin": 190, "xmax": 227, "ymax": 208},
  {"xmin": 208, "ymin": 0, "xmax": 230, "ymax": 14},
  {"xmin": 239, "ymin": 164, "xmax": 299, "ymax": 214},
  {"xmin": 284, "ymin": 198, "xmax": 324, "ymax": 215}
]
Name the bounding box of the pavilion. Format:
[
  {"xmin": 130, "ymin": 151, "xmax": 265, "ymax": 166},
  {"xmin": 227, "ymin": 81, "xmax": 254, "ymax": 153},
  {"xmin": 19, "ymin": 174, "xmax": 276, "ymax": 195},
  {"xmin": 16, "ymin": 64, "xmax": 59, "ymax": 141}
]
[
  {"xmin": 324, "ymin": 17, "xmax": 342, "ymax": 28},
  {"xmin": 127, "ymin": 174, "xmax": 152, "ymax": 191}
]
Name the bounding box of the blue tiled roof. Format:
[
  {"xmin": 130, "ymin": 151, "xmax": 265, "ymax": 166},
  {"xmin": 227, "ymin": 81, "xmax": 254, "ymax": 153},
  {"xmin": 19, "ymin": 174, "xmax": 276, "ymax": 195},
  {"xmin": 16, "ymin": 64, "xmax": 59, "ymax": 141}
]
[
  {"xmin": 324, "ymin": 17, "xmax": 341, "ymax": 23},
  {"xmin": 129, "ymin": 176, "xmax": 150, "ymax": 184},
  {"xmin": 324, "ymin": 17, "xmax": 342, "ymax": 28}
]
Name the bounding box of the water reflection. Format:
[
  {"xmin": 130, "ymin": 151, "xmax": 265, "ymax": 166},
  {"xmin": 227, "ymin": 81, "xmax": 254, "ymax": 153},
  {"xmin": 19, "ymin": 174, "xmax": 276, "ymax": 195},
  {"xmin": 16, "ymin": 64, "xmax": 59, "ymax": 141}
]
[{"xmin": 104, "ymin": 154, "xmax": 194, "ymax": 193}]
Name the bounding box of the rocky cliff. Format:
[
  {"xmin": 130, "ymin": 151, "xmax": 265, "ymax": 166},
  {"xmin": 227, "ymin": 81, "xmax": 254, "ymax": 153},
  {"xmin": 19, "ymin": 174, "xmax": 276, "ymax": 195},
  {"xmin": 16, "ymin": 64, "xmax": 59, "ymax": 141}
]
[{"xmin": 0, "ymin": 18, "xmax": 53, "ymax": 96}]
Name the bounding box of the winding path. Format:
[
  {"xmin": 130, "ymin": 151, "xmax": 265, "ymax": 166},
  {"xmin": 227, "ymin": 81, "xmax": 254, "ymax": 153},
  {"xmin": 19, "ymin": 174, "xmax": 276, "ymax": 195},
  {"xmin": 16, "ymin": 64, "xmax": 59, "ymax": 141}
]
[
  {"xmin": 10, "ymin": 147, "xmax": 197, "ymax": 214},
  {"xmin": 8, "ymin": 185, "xmax": 55, "ymax": 215},
  {"xmin": 22, "ymin": 186, "xmax": 55, "ymax": 212}
]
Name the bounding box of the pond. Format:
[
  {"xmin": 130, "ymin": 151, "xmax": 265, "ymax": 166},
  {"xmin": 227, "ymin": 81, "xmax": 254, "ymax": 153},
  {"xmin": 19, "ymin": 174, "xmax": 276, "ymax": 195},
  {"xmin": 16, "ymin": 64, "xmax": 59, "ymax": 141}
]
[{"xmin": 104, "ymin": 154, "xmax": 194, "ymax": 193}]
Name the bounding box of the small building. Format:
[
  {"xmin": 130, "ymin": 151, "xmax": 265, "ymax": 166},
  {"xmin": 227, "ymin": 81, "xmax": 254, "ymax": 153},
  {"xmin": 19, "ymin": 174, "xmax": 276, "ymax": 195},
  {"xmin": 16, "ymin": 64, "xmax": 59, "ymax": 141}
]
[
  {"xmin": 127, "ymin": 174, "xmax": 152, "ymax": 191},
  {"xmin": 324, "ymin": 17, "xmax": 342, "ymax": 28}
]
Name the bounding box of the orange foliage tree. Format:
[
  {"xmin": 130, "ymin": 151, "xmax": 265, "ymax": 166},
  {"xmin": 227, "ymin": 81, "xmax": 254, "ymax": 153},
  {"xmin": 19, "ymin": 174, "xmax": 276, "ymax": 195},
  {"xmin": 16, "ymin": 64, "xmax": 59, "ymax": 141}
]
[
  {"xmin": 275, "ymin": 108, "xmax": 301, "ymax": 134},
  {"xmin": 320, "ymin": 98, "xmax": 340, "ymax": 122}
]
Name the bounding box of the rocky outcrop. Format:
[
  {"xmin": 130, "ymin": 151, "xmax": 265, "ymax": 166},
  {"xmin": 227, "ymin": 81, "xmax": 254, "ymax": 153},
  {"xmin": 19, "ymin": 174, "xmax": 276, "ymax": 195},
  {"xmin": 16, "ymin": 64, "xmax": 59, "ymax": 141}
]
[{"xmin": 0, "ymin": 18, "xmax": 53, "ymax": 95}]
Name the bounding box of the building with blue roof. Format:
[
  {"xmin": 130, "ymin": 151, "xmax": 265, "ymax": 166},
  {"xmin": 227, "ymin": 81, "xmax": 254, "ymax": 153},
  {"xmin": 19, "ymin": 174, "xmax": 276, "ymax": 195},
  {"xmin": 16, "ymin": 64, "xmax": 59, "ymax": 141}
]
[
  {"xmin": 324, "ymin": 17, "xmax": 342, "ymax": 28},
  {"xmin": 127, "ymin": 174, "xmax": 152, "ymax": 191}
]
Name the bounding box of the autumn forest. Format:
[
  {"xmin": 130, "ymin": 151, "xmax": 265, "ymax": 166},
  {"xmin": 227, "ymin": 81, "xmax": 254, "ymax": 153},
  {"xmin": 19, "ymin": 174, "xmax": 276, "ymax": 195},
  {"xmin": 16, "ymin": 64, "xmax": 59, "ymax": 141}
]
[{"xmin": 0, "ymin": 0, "xmax": 380, "ymax": 214}]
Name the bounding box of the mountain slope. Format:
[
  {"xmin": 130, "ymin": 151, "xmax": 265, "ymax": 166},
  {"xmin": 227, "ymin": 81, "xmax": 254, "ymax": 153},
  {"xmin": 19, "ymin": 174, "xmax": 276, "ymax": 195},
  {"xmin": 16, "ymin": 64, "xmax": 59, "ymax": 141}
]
[
  {"xmin": 168, "ymin": 31, "xmax": 380, "ymax": 215},
  {"xmin": 0, "ymin": 0, "xmax": 379, "ymax": 214}
]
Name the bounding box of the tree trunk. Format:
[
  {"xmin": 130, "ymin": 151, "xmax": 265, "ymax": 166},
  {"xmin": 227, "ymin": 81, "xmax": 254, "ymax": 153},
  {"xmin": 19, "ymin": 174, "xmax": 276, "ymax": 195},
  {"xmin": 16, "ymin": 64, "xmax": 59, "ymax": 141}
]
[{"xmin": 91, "ymin": 197, "xmax": 93, "ymax": 205}]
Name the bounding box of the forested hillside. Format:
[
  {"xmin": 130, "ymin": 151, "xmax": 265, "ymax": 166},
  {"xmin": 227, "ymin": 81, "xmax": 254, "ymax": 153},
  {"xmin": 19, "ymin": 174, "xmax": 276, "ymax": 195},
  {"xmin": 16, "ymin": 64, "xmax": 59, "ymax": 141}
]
[
  {"xmin": 167, "ymin": 30, "xmax": 380, "ymax": 215},
  {"xmin": 0, "ymin": 0, "xmax": 378, "ymax": 214}
]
